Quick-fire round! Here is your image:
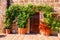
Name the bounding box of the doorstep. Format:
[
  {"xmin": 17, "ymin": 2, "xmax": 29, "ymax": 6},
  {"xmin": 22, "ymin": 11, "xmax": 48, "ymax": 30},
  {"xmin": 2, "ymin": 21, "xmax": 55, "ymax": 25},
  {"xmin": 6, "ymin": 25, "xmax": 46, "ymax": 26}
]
[{"xmin": 0, "ymin": 34, "xmax": 60, "ymax": 40}]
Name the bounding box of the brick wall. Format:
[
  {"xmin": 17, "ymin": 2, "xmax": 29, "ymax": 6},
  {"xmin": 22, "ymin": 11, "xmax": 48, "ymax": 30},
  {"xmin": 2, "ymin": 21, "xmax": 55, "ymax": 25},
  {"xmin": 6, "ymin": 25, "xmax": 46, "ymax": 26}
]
[{"xmin": 0, "ymin": 0, "xmax": 60, "ymax": 33}]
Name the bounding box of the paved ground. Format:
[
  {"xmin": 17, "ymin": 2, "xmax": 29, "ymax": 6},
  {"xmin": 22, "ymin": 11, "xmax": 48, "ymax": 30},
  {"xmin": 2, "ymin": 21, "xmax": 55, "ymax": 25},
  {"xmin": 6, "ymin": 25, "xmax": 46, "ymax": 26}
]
[{"xmin": 0, "ymin": 34, "xmax": 60, "ymax": 40}]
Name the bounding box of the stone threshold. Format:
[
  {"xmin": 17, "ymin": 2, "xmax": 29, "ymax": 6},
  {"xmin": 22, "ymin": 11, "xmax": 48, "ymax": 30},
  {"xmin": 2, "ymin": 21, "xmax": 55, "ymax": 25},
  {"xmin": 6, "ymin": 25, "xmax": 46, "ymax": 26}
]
[{"xmin": 0, "ymin": 34, "xmax": 60, "ymax": 40}]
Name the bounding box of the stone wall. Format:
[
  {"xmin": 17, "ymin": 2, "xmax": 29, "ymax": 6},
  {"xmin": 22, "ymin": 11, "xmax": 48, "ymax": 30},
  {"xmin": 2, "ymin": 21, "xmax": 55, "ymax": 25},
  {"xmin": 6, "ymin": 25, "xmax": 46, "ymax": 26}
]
[
  {"xmin": 11, "ymin": 0, "xmax": 60, "ymax": 15},
  {"xmin": 0, "ymin": 0, "xmax": 7, "ymax": 33},
  {"xmin": 0, "ymin": 0, "xmax": 60, "ymax": 33}
]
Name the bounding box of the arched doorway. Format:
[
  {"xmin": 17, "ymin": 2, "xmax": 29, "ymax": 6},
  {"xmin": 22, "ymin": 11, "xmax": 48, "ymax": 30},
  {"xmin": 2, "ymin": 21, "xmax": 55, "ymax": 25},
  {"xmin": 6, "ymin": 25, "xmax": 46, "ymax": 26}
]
[{"xmin": 30, "ymin": 12, "xmax": 39, "ymax": 34}]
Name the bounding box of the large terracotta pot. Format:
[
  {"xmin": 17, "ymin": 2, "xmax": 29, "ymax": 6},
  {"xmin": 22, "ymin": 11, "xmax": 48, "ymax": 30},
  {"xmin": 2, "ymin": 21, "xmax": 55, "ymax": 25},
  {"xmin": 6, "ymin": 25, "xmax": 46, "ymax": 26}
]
[
  {"xmin": 39, "ymin": 22, "xmax": 50, "ymax": 36},
  {"xmin": 45, "ymin": 28, "xmax": 50, "ymax": 36},
  {"xmin": 39, "ymin": 29, "xmax": 46, "ymax": 35},
  {"xmin": 5, "ymin": 29, "xmax": 11, "ymax": 34},
  {"xmin": 39, "ymin": 29, "xmax": 50, "ymax": 36},
  {"xmin": 18, "ymin": 28, "xmax": 27, "ymax": 34}
]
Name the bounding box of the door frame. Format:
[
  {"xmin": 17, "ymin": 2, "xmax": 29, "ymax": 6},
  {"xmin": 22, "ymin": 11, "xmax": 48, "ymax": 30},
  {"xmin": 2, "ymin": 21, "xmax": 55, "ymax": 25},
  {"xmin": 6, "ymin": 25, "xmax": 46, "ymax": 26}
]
[{"xmin": 27, "ymin": 12, "xmax": 40, "ymax": 34}]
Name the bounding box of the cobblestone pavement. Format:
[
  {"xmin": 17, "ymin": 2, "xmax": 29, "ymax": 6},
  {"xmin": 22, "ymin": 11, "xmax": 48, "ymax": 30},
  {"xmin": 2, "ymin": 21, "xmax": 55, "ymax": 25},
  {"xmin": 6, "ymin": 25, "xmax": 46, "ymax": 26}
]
[{"xmin": 0, "ymin": 34, "xmax": 60, "ymax": 40}]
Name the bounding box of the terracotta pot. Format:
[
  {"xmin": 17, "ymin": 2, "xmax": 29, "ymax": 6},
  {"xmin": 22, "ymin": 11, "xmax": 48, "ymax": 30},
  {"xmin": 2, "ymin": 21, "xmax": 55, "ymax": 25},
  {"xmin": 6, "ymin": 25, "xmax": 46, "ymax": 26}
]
[
  {"xmin": 39, "ymin": 22, "xmax": 50, "ymax": 36},
  {"xmin": 39, "ymin": 29, "xmax": 50, "ymax": 36},
  {"xmin": 39, "ymin": 29, "xmax": 46, "ymax": 35},
  {"xmin": 45, "ymin": 29, "xmax": 50, "ymax": 36},
  {"xmin": 5, "ymin": 29, "xmax": 11, "ymax": 34},
  {"xmin": 18, "ymin": 28, "xmax": 27, "ymax": 34},
  {"xmin": 51, "ymin": 30, "xmax": 58, "ymax": 36}
]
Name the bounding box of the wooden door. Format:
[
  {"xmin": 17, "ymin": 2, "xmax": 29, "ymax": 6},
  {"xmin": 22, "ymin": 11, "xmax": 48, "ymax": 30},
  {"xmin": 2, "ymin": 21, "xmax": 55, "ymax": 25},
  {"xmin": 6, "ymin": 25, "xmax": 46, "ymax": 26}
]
[{"xmin": 30, "ymin": 13, "xmax": 39, "ymax": 34}]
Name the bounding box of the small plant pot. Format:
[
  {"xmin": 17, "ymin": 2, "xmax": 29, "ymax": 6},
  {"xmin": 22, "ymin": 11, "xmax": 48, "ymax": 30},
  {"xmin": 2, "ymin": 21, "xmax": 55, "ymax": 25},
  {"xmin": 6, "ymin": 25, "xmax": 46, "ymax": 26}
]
[
  {"xmin": 51, "ymin": 30, "xmax": 58, "ymax": 36},
  {"xmin": 18, "ymin": 28, "xmax": 27, "ymax": 34},
  {"xmin": 5, "ymin": 29, "xmax": 11, "ymax": 34}
]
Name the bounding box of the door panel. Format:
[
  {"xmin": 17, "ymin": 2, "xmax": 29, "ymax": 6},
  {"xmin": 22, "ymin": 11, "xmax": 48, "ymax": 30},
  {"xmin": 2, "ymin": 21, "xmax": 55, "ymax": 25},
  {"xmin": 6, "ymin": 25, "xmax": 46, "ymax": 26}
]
[{"xmin": 30, "ymin": 13, "xmax": 39, "ymax": 34}]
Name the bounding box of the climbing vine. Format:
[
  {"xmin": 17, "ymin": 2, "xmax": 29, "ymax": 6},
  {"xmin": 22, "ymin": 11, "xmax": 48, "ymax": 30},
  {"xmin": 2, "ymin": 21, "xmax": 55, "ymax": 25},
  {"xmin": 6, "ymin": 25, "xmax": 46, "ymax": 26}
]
[
  {"xmin": 5, "ymin": 4, "xmax": 54, "ymax": 30},
  {"xmin": 37, "ymin": 4, "xmax": 60, "ymax": 31}
]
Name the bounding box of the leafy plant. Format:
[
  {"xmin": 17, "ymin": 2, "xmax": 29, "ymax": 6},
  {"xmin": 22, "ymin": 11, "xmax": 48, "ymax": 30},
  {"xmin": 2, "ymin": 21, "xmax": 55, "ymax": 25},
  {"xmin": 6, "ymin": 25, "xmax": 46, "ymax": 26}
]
[
  {"xmin": 37, "ymin": 5, "xmax": 44, "ymax": 11},
  {"xmin": 44, "ymin": 12, "xmax": 60, "ymax": 32},
  {"xmin": 17, "ymin": 4, "xmax": 36, "ymax": 28},
  {"xmin": 37, "ymin": 4, "xmax": 60, "ymax": 32},
  {"xmin": 8, "ymin": 4, "xmax": 21, "ymax": 21},
  {"xmin": 5, "ymin": 4, "xmax": 21, "ymax": 29},
  {"xmin": 47, "ymin": 14, "xmax": 60, "ymax": 32},
  {"xmin": 5, "ymin": 18, "xmax": 11, "ymax": 29},
  {"xmin": 17, "ymin": 13, "xmax": 28, "ymax": 28},
  {"xmin": 37, "ymin": 4, "xmax": 52, "ymax": 12},
  {"xmin": 43, "ymin": 5, "xmax": 52, "ymax": 12}
]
